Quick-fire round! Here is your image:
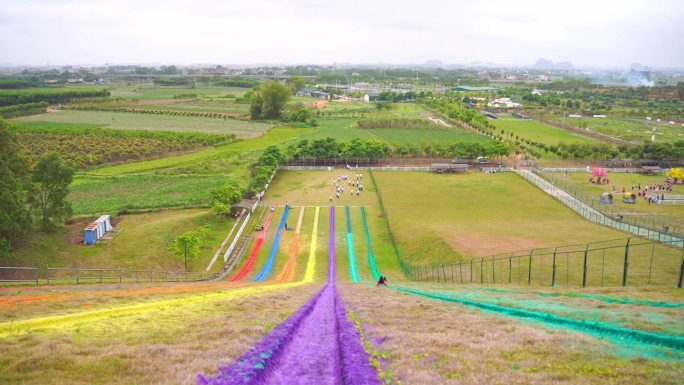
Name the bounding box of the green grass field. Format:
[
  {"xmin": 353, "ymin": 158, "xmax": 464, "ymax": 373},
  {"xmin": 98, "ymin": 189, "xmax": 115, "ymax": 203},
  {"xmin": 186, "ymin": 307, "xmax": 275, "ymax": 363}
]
[
  {"xmin": 491, "ymin": 119, "xmax": 595, "ymax": 146},
  {"xmin": 12, "ymin": 110, "xmax": 272, "ymax": 137},
  {"xmin": 8, "ymin": 209, "xmax": 235, "ymax": 274},
  {"xmin": 107, "ymin": 85, "xmax": 250, "ymax": 100},
  {"xmin": 368, "ymin": 127, "xmax": 489, "ymax": 145},
  {"xmin": 549, "ymin": 117, "xmax": 684, "ymax": 143},
  {"xmin": 374, "ymin": 171, "xmax": 638, "ymax": 261},
  {"xmin": 68, "ymin": 174, "xmax": 230, "ymax": 215}
]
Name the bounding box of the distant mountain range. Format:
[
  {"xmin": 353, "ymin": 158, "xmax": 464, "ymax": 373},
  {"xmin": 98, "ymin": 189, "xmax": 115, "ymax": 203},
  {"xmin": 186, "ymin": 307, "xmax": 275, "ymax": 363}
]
[{"xmin": 532, "ymin": 58, "xmax": 573, "ymax": 70}]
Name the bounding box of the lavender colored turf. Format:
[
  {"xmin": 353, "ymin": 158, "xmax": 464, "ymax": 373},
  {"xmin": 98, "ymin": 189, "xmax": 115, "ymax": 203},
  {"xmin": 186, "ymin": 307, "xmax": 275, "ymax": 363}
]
[
  {"xmin": 197, "ymin": 206, "xmax": 379, "ymax": 385},
  {"xmin": 329, "ymin": 205, "xmax": 336, "ymax": 283}
]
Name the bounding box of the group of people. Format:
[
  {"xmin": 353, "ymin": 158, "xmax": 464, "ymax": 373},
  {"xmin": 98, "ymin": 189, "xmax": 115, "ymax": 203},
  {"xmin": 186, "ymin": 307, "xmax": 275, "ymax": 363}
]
[{"xmin": 330, "ymin": 173, "xmax": 365, "ymax": 201}]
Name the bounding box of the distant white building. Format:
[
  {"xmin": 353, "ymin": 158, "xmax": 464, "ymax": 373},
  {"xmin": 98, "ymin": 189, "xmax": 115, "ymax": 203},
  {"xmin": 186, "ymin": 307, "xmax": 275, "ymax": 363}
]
[
  {"xmin": 488, "ymin": 97, "xmax": 521, "ymax": 109},
  {"xmin": 363, "ymin": 92, "xmax": 380, "ymax": 102},
  {"xmin": 531, "ymin": 88, "xmax": 549, "ymax": 96}
]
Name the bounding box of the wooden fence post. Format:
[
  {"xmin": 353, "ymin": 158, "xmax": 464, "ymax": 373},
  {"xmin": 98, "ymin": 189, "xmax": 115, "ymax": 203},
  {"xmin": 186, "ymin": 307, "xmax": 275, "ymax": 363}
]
[{"xmin": 622, "ymin": 238, "xmax": 631, "ymax": 287}]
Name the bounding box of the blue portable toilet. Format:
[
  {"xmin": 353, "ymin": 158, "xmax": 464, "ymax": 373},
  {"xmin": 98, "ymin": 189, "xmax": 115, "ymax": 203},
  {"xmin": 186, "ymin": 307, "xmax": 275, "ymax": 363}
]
[{"xmin": 84, "ymin": 223, "xmax": 99, "ymax": 245}]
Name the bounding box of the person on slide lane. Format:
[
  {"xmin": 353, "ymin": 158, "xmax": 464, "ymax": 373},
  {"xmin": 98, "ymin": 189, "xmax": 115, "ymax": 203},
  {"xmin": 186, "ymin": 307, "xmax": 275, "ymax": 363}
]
[{"xmin": 376, "ymin": 275, "xmax": 388, "ymax": 287}]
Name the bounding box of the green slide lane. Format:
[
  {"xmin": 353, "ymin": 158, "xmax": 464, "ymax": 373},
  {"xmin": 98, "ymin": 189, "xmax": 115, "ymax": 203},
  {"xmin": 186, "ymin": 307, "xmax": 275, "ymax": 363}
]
[
  {"xmin": 345, "ymin": 206, "xmax": 360, "ymax": 282},
  {"xmin": 360, "ymin": 207, "xmax": 381, "ymax": 281}
]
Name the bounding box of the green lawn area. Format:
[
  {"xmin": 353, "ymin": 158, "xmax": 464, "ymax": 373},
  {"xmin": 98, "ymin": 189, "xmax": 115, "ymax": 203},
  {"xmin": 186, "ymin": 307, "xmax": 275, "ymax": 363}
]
[
  {"xmin": 8, "ymin": 209, "xmax": 235, "ymax": 274},
  {"xmin": 107, "ymin": 85, "xmax": 250, "ymax": 100},
  {"xmin": 373, "ymin": 171, "xmax": 682, "ymax": 286},
  {"xmin": 491, "ymin": 119, "xmax": 595, "ymax": 146},
  {"xmin": 545, "ymin": 171, "xmax": 684, "ymax": 230},
  {"xmin": 68, "ymin": 174, "xmax": 231, "ymax": 215},
  {"xmin": 368, "ymin": 127, "xmax": 489, "ymax": 145},
  {"xmin": 551, "ymin": 117, "xmax": 684, "ymax": 143},
  {"xmin": 128, "ymin": 102, "xmax": 249, "ymax": 115},
  {"xmin": 374, "ymin": 171, "xmax": 633, "ymax": 262},
  {"xmin": 12, "ymin": 110, "xmax": 273, "ymax": 137}
]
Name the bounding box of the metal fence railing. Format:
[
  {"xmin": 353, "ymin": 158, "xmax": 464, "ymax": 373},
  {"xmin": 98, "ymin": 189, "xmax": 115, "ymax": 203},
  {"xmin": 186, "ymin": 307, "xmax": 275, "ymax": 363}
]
[
  {"xmin": 408, "ymin": 237, "xmax": 684, "ymax": 288},
  {"xmin": 45, "ymin": 268, "xmax": 209, "ymax": 284},
  {"xmin": 523, "ymin": 170, "xmax": 684, "ymax": 245},
  {"xmin": 0, "ymin": 266, "xmax": 39, "ymax": 284},
  {"xmin": 369, "ymin": 170, "xmax": 409, "ymax": 276}
]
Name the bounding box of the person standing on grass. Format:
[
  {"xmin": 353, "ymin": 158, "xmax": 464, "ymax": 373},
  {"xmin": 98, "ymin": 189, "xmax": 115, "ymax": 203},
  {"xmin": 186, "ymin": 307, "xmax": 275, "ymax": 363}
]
[
  {"xmin": 376, "ymin": 276, "xmax": 388, "ymax": 287},
  {"xmin": 330, "ymin": 195, "xmax": 333, "ymax": 203}
]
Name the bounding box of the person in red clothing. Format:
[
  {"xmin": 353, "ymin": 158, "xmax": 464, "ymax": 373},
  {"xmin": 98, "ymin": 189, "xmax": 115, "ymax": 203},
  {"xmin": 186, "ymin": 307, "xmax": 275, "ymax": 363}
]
[{"xmin": 376, "ymin": 276, "xmax": 388, "ymax": 287}]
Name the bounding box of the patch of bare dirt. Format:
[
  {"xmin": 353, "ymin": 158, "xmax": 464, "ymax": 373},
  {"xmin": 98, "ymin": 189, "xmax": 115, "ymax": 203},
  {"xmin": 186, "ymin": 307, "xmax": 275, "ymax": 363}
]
[{"xmin": 306, "ymin": 100, "xmax": 328, "ymax": 110}]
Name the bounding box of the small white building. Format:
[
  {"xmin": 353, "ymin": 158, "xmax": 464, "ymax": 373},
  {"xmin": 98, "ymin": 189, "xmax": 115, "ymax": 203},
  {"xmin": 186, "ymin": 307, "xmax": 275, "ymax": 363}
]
[{"xmin": 488, "ymin": 98, "xmax": 522, "ymax": 109}]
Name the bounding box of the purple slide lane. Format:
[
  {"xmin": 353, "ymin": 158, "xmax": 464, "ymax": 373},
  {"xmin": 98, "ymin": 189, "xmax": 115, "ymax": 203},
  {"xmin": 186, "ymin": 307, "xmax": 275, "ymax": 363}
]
[{"xmin": 197, "ymin": 206, "xmax": 379, "ymax": 385}]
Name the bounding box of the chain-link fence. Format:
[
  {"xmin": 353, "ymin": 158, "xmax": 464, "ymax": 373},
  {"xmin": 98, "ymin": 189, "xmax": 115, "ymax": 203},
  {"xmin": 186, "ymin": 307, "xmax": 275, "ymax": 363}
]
[
  {"xmin": 408, "ymin": 237, "xmax": 684, "ymax": 288},
  {"xmin": 525, "ymin": 170, "xmax": 684, "ymax": 245},
  {"xmin": 369, "ymin": 170, "xmax": 410, "ymax": 276}
]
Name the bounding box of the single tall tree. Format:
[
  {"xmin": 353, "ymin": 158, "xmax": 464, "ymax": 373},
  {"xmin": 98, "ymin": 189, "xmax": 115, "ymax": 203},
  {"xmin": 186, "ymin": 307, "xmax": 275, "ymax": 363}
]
[
  {"xmin": 172, "ymin": 232, "xmax": 201, "ymax": 270},
  {"xmin": 31, "ymin": 153, "xmax": 74, "ymax": 231},
  {"xmin": 250, "ymin": 82, "xmax": 291, "ymax": 120}
]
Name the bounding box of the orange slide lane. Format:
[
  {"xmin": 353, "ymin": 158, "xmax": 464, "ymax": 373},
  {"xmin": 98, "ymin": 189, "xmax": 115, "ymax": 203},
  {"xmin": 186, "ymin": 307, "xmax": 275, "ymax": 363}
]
[
  {"xmin": 277, "ymin": 206, "xmax": 306, "ymax": 282},
  {"xmin": 229, "ymin": 209, "xmax": 275, "ymax": 282}
]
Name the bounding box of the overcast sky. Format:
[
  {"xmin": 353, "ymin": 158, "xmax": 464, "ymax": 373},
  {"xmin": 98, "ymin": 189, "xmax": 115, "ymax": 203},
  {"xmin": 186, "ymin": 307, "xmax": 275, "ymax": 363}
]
[{"xmin": 1, "ymin": 0, "xmax": 682, "ymax": 68}]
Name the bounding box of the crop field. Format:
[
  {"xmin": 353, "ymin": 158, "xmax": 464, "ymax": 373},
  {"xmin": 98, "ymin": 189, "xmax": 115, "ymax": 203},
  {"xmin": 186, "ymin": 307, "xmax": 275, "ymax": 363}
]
[
  {"xmin": 491, "ymin": 119, "xmax": 595, "ymax": 146},
  {"xmin": 68, "ymin": 174, "xmax": 231, "ymax": 215},
  {"xmin": 549, "ymin": 116, "xmax": 684, "ymax": 143},
  {"xmin": 107, "ymin": 85, "xmax": 250, "ymax": 100},
  {"xmin": 12, "ymin": 110, "xmax": 273, "ymax": 137}
]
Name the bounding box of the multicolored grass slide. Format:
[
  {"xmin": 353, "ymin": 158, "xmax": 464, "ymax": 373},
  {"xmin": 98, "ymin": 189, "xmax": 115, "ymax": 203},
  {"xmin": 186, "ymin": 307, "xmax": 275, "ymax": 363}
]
[
  {"xmin": 330, "ymin": 205, "xmax": 336, "ymax": 283},
  {"xmin": 197, "ymin": 208, "xmax": 379, "ymax": 385},
  {"xmin": 277, "ymin": 206, "xmax": 305, "ymax": 282},
  {"xmin": 303, "ymin": 207, "xmax": 320, "ymax": 283},
  {"xmin": 230, "ymin": 211, "xmax": 273, "ymax": 282},
  {"xmin": 345, "ymin": 206, "xmax": 360, "ymax": 283},
  {"xmin": 230, "ymin": 209, "xmax": 275, "ymax": 282},
  {"xmin": 254, "ymin": 205, "xmax": 291, "ymax": 282},
  {"xmin": 360, "ymin": 207, "xmax": 381, "ymax": 281},
  {"xmin": 394, "ymin": 286, "xmax": 684, "ymax": 353}
]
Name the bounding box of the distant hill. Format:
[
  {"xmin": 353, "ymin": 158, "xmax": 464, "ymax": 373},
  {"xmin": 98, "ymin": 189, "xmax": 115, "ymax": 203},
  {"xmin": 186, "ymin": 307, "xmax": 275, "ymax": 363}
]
[{"xmin": 533, "ymin": 58, "xmax": 573, "ymax": 70}]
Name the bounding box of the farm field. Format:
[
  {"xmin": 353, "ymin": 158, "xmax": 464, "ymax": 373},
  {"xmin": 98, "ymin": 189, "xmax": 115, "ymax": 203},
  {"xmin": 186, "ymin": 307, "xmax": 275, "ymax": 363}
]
[
  {"xmin": 88, "ymin": 127, "xmax": 309, "ymax": 176},
  {"xmin": 491, "ymin": 119, "xmax": 595, "ymax": 146},
  {"xmin": 68, "ymin": 174, "xmax": 231, "ymax": 215},
  {"xmin": 548, "ymin": 116, "xmax": 684, "ymax": 143},
  {"xmin": 106, "ymin": 85, "xmax": 250, "ymax": 100},
  {"xmin": 12, "ymin": 109, "xmax": 273, "ymax": 137}
]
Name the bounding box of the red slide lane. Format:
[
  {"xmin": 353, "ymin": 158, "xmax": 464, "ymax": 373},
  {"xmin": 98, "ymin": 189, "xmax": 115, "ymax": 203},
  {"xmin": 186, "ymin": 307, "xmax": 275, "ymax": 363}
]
[{"xmin": 229, "ymin": 210, "xmax": 275, "ymax": 282}]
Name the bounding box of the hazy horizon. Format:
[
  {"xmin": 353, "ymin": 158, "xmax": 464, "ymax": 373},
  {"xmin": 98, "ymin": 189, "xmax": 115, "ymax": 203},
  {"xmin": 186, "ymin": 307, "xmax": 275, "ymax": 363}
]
[{"xmin": 1, "ymin": 0, "xmax": 682, "ymax": 68}]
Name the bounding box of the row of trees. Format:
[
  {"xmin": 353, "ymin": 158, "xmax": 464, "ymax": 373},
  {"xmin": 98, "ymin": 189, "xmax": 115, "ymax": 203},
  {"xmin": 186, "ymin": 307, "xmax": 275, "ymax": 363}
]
[
  {"xmin": 0, "ymin": 88, "xmax": 110, "ymax": 107},
  {"xmin": 283, "ymin": 137, "xmax": 511, "ymax": 161},
  {"xmin": 357, "ymin": 118, "xmax": 443, "ymax": 130},
  {"xmin": 0, "ymin": 102, "xmax": 48, "ymax": 118},
  {"xmin": 1, "ymin": 118, "xmax": 74, "ymax": 255}
]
